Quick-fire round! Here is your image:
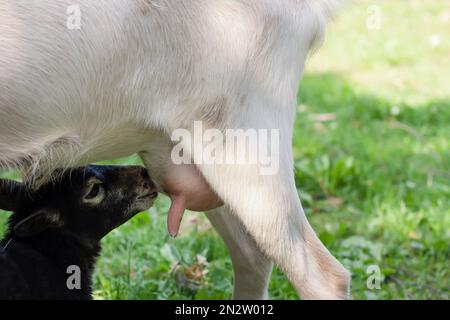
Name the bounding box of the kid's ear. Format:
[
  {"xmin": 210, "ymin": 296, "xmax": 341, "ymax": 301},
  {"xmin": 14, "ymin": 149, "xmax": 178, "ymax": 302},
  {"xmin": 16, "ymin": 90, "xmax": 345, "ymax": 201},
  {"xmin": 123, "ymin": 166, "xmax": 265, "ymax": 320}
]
[
  {"xmin": 14, "ymin": 209, "xmax": 64, "ymax": 238},
  {"xmin": 0, "ymin": 179, "xmax": 25, "ymax": 212}
]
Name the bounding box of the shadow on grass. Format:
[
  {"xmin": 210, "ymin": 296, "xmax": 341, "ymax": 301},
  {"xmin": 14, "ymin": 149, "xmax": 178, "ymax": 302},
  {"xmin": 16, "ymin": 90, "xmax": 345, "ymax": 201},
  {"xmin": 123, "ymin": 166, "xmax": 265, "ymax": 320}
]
[
  {"xmin": 294, "ymin": 72, "xmax": 449, "ymax": 205},
  {"xmin": 291, "ymin": 72, "xmax": 449, "ymax": 299}
]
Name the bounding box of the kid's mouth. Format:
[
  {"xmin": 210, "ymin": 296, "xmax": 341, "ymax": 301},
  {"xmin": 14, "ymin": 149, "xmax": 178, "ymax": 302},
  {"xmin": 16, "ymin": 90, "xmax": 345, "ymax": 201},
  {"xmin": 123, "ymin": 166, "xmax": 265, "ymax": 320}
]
[{"xmin": 137, "ymin": 192, "xmax": 158, "ymax": 200}]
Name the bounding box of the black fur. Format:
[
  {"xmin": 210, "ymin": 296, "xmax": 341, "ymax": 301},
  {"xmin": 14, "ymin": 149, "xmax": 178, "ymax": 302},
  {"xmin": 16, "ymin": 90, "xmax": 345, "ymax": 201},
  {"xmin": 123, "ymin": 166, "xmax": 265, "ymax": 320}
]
[{"xmin": 0, "ymin": 165, "xmax": 157, "ymax": 300}]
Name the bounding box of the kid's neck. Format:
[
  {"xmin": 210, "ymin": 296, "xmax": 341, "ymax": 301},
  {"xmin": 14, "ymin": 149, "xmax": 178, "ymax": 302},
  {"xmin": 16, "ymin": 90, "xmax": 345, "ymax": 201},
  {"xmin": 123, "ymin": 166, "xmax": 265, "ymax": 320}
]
[{"xmin": 8, "ymin": 230, "xmax": 101, "ymax": 277}]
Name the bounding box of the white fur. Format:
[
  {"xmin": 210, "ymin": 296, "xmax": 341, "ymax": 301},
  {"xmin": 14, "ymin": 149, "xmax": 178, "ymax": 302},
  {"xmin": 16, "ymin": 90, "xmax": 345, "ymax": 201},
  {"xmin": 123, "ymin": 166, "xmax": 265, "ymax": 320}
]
[{"xmin": 0, "ymin": 0, "xmax": 349, "ymax": 299}]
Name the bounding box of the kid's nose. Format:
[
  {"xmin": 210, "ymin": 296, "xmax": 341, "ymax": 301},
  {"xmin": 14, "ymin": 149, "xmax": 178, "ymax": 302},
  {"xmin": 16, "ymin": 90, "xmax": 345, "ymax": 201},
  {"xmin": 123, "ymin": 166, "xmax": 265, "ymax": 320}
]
[
  {"xmin": 143, "ymin": 180, "xmax": 152, "ymax": 190},
  {"xmin": 135, "ymin": 167, "xmax": 158, "ymax": 192},
  {"xmin": 141, "ymin": 168, "xmax": 151, "ymax": 182}
]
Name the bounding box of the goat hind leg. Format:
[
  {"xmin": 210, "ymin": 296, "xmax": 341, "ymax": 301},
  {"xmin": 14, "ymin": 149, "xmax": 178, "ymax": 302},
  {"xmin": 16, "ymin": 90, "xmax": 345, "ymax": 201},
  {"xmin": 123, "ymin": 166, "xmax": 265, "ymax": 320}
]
[
  {"xmin": 189, "ymin": 118, "xmax": 350, "ymax": 299},
  {"xmin": 206, "ymin": 206, "xmax": 273, "ymax": 300}
]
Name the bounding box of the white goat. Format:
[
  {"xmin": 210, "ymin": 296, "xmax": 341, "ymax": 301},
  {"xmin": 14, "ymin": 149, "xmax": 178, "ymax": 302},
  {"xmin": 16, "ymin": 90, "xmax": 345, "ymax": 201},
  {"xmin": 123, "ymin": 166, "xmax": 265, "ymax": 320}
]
[{"xmin": 0, "ymin": 0, "xmax": 350, "ymax": 299}]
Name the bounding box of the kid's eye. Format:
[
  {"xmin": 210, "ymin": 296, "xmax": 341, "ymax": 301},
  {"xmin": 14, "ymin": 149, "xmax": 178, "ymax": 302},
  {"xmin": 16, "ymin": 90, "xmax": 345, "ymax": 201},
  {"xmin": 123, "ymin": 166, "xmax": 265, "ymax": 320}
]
[
  {"xmin": 85, "ymin": 183, "xmax": 102, "ymax": 200},
  {"xmin": 83, "ymin": 178, "xmax": 106, "ymax": 204}
]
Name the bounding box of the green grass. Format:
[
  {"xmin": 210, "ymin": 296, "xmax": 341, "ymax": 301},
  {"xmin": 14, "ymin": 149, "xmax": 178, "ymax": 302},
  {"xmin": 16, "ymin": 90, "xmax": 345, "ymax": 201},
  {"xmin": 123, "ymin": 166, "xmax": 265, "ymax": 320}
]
[{"xmin": 1, "ymin": 0, "xmax": 449, "ymax": 299}]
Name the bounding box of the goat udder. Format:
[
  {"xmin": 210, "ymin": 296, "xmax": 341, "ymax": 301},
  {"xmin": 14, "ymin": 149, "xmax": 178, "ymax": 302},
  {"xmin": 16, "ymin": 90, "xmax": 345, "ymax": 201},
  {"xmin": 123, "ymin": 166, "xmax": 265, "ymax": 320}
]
[{"xmin": 161, "ymin": 163, "xmax": 223, "ymax": 237}]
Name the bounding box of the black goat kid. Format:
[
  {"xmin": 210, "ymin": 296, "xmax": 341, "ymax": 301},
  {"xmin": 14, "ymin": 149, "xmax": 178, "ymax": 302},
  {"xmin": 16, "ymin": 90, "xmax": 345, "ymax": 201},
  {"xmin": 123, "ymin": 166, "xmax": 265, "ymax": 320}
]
[{"xmin": 0, "ymin": 165, "xmax": 158, "ymax": 300}]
